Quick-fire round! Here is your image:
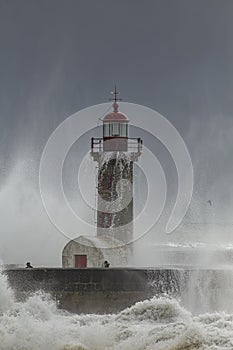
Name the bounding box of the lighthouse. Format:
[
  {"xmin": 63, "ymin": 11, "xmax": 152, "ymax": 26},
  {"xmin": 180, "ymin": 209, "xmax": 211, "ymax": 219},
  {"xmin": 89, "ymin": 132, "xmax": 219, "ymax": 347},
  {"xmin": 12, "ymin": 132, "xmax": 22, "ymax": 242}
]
[
  {"xmin": 62, "ymin": 88, "xmax": 142, "ymax": 268},
  {"xmin": 91, "ymin": 87, "xmax": 142, "ymax": 244}
]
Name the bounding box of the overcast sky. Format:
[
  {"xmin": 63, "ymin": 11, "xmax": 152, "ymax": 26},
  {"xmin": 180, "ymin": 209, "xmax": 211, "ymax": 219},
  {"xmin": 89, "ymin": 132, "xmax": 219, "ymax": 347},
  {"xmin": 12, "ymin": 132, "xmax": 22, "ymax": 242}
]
[{"xmin": 0, "ymin": 0, "xmax": 233, "ymax": 265}]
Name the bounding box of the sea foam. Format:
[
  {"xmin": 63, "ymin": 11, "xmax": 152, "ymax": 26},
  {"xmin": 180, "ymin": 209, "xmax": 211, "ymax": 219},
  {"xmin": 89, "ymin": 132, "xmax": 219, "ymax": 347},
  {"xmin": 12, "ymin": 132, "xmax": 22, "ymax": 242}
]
[{"xmin": 0, "ymin": 270, "xmax": 233, "ymax": 349}]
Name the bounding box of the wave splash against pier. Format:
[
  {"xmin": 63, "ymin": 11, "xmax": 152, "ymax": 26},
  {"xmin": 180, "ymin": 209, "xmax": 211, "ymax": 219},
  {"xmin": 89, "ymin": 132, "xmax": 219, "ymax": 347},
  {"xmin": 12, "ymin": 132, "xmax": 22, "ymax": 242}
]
[{"xmin": 1, "ymin": 269, "xmax": 233, "ymax": 349}]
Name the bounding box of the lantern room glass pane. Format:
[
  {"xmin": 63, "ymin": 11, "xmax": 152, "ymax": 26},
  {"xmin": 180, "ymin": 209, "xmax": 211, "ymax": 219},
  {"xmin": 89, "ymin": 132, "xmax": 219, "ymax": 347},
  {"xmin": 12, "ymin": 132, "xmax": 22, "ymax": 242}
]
[
  {"xmin": 120, "ymin": 123, "xmax": 128, "ymax": 137},
  {"xmin": 112, "ymin": 123, "xmax": 120, "ymax": 136},
  {"xmin": 103, "ymin": 123, "xmax": 110, "ymax": 137},
  {"xmin": 104, "ymin": 122, "xmax": 128, "ymax": 137}
]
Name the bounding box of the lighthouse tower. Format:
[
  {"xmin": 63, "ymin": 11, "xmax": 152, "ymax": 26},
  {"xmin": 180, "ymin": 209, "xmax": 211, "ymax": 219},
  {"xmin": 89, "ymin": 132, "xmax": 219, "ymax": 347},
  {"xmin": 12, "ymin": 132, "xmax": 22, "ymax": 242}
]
[
  {"xmin": 91, "ymin": 88, "xmax": 142, "ymax": 244},
  {"xmin": 62, "ymin": 88, "xmax": 142, "ymax": 268}
]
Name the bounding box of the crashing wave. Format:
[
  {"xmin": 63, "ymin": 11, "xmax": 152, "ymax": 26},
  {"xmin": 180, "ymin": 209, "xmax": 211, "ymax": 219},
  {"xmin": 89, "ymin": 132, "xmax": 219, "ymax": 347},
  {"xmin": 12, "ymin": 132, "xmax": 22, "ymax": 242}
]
[
  {"xmin": 117, "ymin": 297, "xmax": 191, "ymax": 323},
  {"xmin": 0, "ymin": 270, "xmax": 233, "ymax": 349}
]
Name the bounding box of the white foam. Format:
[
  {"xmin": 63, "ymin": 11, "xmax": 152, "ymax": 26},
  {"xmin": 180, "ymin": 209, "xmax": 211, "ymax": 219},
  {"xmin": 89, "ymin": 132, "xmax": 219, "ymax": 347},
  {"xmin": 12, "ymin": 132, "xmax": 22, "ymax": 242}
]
[{"xmin": 1, "ymin": 271, "xmax": 233, "ymax": 349}]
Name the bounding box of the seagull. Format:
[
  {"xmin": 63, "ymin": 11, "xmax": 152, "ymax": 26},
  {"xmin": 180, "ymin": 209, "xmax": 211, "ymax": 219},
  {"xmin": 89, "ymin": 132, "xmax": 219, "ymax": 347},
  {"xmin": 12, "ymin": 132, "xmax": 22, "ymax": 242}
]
[{"xmin": 207, "ymin": 200, "xmax": 212, "ymax": 206}]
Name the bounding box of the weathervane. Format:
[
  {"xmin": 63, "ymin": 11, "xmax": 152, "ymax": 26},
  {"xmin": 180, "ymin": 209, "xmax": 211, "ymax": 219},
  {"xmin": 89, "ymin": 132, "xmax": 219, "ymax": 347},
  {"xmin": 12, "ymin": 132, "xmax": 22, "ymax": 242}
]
[{"xmin": 109, "ymin": 85, "xmax": 122, "ymax": 103}]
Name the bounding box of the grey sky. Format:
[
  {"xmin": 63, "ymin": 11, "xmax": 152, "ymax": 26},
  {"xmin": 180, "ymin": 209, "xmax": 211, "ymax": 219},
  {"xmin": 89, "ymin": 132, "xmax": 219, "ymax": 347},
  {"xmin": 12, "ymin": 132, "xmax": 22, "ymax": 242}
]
[
  {"xmin": 1, "ymin": 0, "xmax": 233, "ymax": 128},
  {"xmin": 0, "ymin": 0, "xmax": 233, "ymax": 265}
]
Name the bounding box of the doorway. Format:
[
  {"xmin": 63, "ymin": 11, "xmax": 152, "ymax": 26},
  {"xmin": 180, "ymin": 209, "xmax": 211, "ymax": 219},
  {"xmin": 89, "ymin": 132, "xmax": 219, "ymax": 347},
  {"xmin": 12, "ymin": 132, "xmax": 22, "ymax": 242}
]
[{"xmin": 75, "ymin": 255, "xmax": 87, "ymax": 268}]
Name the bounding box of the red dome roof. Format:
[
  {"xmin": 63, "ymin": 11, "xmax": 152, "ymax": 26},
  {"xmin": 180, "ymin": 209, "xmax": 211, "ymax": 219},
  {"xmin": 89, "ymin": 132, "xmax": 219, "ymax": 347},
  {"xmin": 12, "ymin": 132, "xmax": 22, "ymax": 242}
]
[
  {"xmin": 103, "ymin": 112, "xmax": 128, "ymax": 122},
  {"xmin": 103, "ymin": 102, "xmax": 128, "ymax": 123}
]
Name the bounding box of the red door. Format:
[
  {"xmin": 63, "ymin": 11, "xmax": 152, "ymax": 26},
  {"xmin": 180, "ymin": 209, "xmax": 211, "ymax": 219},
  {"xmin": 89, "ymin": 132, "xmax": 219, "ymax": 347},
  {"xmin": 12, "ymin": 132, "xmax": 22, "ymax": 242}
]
[{"xmin": 75, "ymin": 255, "xmax": 87, "ymax": 268}]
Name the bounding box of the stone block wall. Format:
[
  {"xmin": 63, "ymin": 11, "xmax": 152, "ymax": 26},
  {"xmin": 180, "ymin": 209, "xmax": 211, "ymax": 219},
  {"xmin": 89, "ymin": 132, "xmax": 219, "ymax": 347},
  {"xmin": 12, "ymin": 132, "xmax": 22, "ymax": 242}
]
[{"xmin": 4, "ymin": 268, "xmax": 182, "ymax": 313}]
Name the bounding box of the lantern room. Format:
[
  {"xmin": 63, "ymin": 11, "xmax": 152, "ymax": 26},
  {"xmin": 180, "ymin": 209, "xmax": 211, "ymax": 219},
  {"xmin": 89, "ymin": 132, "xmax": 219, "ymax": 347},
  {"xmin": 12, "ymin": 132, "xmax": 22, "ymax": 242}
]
[{"xmin": 103, "ymin": 102, "xmax": 129, "ymax": 151}]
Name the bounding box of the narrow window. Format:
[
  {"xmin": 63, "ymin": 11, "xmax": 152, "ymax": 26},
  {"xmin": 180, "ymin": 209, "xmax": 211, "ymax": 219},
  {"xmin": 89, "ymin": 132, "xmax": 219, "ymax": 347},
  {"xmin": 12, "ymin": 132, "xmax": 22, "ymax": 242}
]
[
  {"xmin": 112, "ymin": 123, "xmax": 120, "ymax": 136},
  {"xmin": 120, "ymin": 123, "xmax": 128, "ymax": 137},
  {"xmin": 103, "ymin": 123, "xmax": 110, "ymax": 137}
]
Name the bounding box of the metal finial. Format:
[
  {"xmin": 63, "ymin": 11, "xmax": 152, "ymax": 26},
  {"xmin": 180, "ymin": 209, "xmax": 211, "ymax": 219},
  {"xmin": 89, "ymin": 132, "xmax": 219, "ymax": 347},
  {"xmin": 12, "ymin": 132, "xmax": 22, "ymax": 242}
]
[{"xmin": 109, "ymin": 85, "xmax": 122, "ymax": 103}]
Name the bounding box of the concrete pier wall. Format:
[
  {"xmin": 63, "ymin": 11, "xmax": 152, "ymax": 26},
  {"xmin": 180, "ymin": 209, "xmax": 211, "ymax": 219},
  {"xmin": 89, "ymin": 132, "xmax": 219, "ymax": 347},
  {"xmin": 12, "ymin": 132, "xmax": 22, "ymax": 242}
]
[
  {"xmin": 4, "ymin": 268, "xmax": 182, "ymax": 313},
  {"xmin": 7, "ymin": 267, "xmax": 231, "ymax": 314}
]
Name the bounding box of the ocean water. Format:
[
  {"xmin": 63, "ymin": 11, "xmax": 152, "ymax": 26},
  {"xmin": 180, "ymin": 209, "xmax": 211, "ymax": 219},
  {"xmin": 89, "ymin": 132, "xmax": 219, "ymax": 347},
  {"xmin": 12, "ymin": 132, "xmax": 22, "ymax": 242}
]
[{"xmin": 1, "ymin": 270, "xmax": 233, "ymax": 349}]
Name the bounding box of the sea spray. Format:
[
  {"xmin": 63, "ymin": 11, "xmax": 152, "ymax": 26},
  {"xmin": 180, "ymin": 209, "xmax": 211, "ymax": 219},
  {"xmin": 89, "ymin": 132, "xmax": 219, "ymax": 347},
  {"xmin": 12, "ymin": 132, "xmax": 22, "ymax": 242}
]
[
  {"xmin": 0, "ymin": 269, "xmax": 14, "ymax": 314},
  {"xmin": 117, "ymin": 297, "xmax": 191, "ymax": 323},
  {"xmin": 1, "ymin": 271, "xmax": 233, "ymax": 348}
]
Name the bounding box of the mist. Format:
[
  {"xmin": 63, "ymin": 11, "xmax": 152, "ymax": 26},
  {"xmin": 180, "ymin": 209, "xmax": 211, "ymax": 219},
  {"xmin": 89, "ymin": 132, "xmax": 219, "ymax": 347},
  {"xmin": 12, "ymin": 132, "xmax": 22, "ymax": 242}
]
[{"xmin": 1, "ymin": 0, "xmax": 233, "ymax": 265}]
